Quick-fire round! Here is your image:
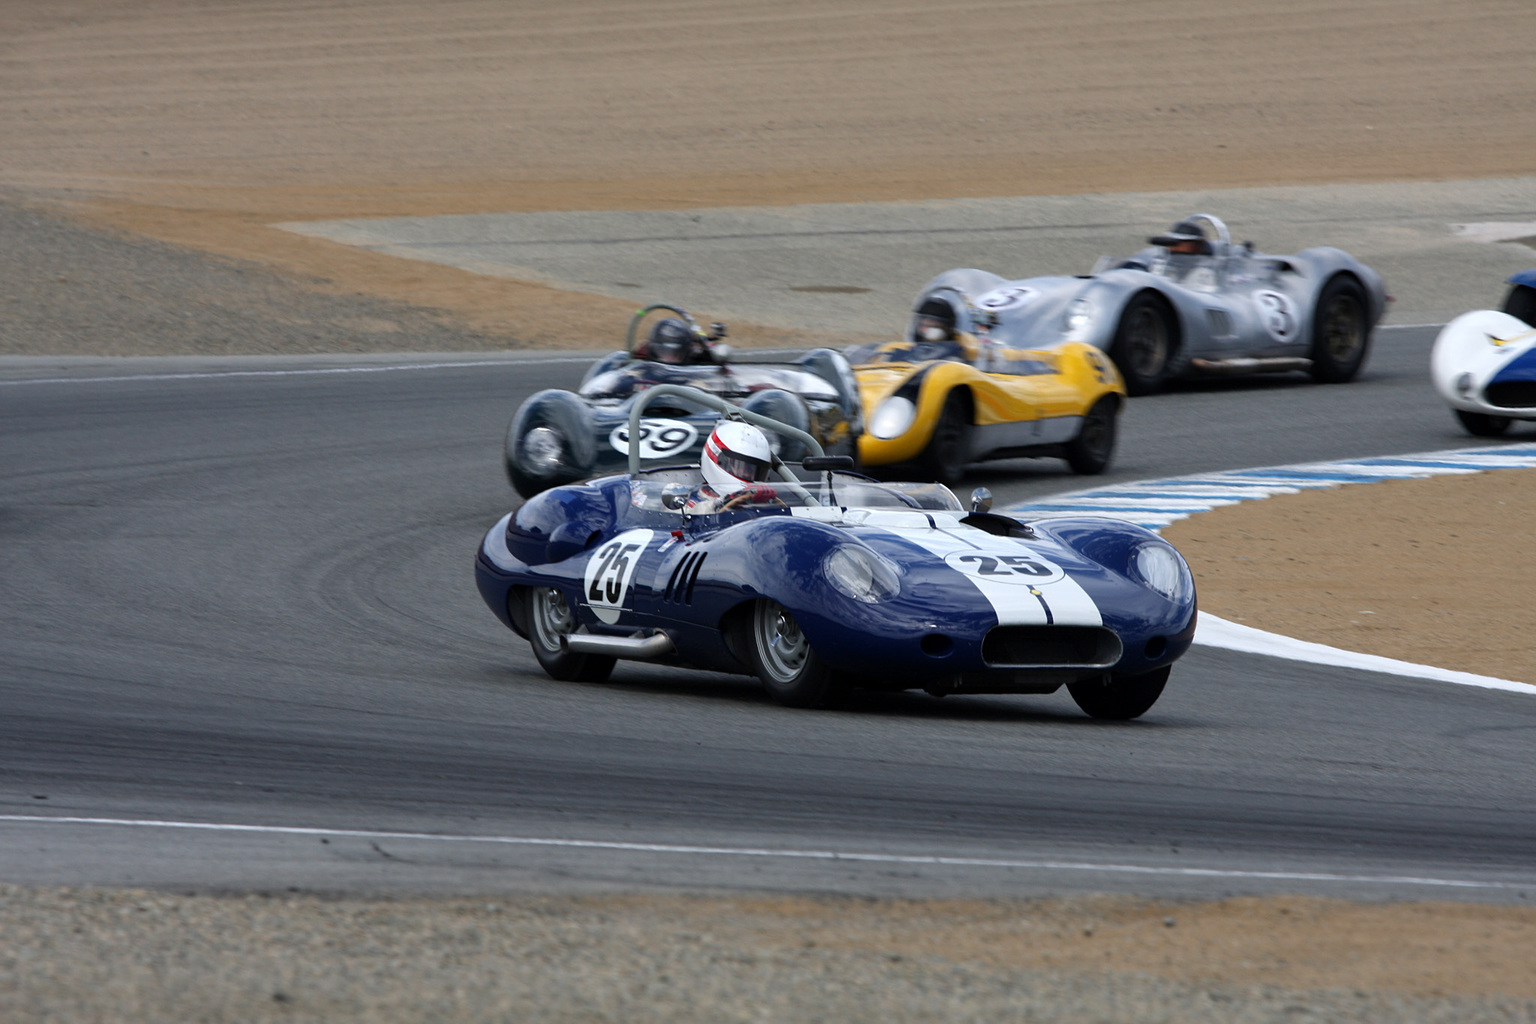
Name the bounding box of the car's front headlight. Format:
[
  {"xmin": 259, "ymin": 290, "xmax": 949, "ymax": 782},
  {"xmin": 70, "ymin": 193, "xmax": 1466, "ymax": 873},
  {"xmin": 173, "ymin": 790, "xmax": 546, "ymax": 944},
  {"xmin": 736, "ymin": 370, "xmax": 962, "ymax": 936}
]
[
  {"xmin": 823, "ymin": 545, "xmax": 902, "ymax": 603},
  {"xmin": 522, "ymin": 426, "xmax": 566, "ymax": 474},
  {"xmin": 1130, "ymin": 540, "xmax": 1193, "ymax": 602},
  {"xmin": 868, "ymin": 396, "xmax": 917, "ymax": 440}
]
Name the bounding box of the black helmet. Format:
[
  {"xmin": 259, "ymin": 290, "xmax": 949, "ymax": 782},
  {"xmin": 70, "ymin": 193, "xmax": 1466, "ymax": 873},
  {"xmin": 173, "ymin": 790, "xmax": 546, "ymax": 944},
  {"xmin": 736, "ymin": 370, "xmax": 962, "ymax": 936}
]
[
  {"xmin": 911, "ymin": 297, "xmax": 959, "ymax": 342},
  {"xmin": 645, "ymin": 318, "xmax": 697, "ymax": 364},
  {"xmin": 1149, "ymin": 219, "xmax": 1212, "ymax": 254}
]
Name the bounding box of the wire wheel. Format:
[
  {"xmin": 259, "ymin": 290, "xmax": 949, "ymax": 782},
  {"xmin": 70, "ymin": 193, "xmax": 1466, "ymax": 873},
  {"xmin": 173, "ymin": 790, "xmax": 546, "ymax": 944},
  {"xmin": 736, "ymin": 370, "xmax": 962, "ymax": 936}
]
[{"xmin": 753, "ymin": 600, "xmax": 810, "ymax": 684}]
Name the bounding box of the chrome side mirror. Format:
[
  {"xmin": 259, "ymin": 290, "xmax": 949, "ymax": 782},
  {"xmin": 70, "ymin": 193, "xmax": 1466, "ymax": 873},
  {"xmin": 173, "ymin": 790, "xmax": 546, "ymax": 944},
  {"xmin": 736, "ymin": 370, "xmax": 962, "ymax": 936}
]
[
  {"xmin": 661, "ymin": 484, "xmax": 691, "ymax": 511},
  {"xmin": 969, "ymin": 487, "xmax": 993, "ymax": 514}
]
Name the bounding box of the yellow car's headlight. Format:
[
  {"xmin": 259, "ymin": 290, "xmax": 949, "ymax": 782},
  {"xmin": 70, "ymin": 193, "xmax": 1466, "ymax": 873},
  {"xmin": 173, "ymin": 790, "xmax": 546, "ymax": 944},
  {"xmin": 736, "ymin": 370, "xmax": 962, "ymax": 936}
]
[{"xmin": 868, "ymin": 396, "xmax": 917, "ymax": 440}]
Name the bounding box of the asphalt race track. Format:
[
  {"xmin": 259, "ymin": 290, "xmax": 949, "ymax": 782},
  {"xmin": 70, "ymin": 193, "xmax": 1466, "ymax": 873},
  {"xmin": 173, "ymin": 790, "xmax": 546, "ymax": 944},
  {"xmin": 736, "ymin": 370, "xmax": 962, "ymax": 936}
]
[{"xmin": 4, "ymin": 327, "xmax": 1536, "ymax": 903}]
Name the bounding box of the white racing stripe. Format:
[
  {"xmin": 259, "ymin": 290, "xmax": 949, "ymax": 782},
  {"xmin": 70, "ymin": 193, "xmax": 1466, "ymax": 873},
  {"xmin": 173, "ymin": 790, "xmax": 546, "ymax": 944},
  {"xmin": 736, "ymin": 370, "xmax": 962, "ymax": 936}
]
[
  {"xmin": 795, "ymin": 507, "xmax": 1101, "ymax": 626},
  {"xmin": 0, "ymin": 814, "xmax": 1525, "ymax": 891}
]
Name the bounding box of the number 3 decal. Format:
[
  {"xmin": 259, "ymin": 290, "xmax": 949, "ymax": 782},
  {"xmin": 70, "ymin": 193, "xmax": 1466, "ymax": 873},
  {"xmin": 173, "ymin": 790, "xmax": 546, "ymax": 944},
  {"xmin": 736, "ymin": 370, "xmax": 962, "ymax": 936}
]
[
  {"xmin": 944, "ymin": 549, "xmax": 1065, "ymax": 585},
  {"xmin": 582, "ymin": 528, "xmax": 655, "ymax": 623},
  {"xmin": 1254, "ymin": 290, "xmax": 1299, "ymax": 343}
]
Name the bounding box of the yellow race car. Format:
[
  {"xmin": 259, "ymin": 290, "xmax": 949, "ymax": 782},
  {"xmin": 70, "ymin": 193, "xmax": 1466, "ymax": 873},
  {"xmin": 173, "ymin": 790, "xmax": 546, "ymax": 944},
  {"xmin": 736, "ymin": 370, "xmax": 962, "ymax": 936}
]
[{"xmin": 848, "ymin": 300, "xmax": 1126, "ymax": 486}]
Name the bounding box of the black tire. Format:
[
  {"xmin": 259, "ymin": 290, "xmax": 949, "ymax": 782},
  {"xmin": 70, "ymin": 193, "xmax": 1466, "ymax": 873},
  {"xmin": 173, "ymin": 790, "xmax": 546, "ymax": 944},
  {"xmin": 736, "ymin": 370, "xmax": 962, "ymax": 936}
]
[
  {"xmin": 1503, "ymin": 284, "xmax": 1536, "ymax": 326},
  {"xmin": 1063, "ymin": 395, "xmax": 1118, "ymax": 475},
  {"xmin": 505, "ymin": 392, "xmax": 596, "ymax": 499},
  {"xmin": 921, "ymin": 391, "xmax": 972, "ymax": 487},
  {"xmin": 1308, "ymin": 276, "xmax": 1370, "ymax": 383},
  {"xmin": 1108, "ymin": 293, "xmax": 1175, "ymax": 396},
  {"xmin": 1067, "ymin": 665, "xmax": 1170, "ymax": 721},
  {"xmin": 1455, "ymin": 409, "xmax": 1513, "ymax": 437},
  {"xmin": 748, "ymin": 600, "xmax": 848, "ymax": 708},
  {"xmin": 522, "ymin": 587, "xmax": 615, "ymax": 683}
]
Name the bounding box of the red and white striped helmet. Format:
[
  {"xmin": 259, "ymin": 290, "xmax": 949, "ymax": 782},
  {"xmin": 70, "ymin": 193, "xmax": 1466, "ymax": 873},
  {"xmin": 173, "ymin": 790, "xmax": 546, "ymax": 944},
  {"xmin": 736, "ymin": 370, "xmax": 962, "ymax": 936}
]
[{"xmin": 701, "ymin": 420, "xmax": 773, "ymax": 493}]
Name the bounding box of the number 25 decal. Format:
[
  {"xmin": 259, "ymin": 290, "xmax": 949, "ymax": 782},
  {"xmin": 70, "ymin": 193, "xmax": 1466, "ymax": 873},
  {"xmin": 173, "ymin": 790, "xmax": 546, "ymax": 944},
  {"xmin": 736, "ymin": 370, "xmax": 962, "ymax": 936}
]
[
  {"xmin": 944, "ymin": 550, "xmax": 1065, "ymax": 585},
  {"xmin": 582, "ymin": 528, "xmax": 655, "ymax": 623}
]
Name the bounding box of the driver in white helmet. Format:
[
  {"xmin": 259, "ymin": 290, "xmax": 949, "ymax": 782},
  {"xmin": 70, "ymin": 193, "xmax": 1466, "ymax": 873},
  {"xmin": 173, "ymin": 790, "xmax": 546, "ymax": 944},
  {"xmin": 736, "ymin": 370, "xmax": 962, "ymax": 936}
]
[{"xmin": 685, "ymin": 420, "xmax": 783, "ymax": 513}]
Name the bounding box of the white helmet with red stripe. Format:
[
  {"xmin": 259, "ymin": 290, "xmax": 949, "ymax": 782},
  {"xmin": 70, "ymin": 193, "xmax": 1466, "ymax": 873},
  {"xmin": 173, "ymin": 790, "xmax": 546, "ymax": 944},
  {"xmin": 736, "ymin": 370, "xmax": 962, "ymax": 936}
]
[{"xmin": 701, "ymin": 419, "xmax": 773, "ymax": 493}]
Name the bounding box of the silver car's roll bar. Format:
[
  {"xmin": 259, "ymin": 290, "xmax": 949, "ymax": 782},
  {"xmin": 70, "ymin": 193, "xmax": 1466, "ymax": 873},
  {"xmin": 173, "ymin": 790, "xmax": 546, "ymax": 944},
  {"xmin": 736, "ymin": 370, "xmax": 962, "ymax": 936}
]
[{"xmin": 626, "ymin": 383, "xmax": 825, "ymax": 477}]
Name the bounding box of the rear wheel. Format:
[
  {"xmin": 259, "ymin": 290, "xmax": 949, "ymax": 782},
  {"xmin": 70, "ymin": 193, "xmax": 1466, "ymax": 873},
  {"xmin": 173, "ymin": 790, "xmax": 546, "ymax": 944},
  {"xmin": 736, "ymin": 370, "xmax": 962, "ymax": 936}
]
[
  {"xmin": 1068, "ymin": 665, "xmax": 1170, "ymax": 720},
  {"xmin": 1108, "ymin": 293, "xmax": 1175, "ymax": 396},
  {"xmin": 1455, "ymin": 409, "xmax": 1513, "ymax": 437},
  {"xmin": 1308, "ymin": 276, "xmax": 1370, "ymax": 383},
  {"xmin": 524, "ymin": 587, "xmax": 615, "ymax": 682},
  {"xmin": 1064, "ymin": 396, "xmax": 1118, "ymax": 474},
  {"xmin": 749, "ymin": 600, "xmax": 848, "ymax": 708},
  {"xmin": 921, "ymin": 391, "xmax": 971, "ymax": 487},
  {"xmin": 1504, "ymin": 284, "xmax": 1536, "ymax": 326}
]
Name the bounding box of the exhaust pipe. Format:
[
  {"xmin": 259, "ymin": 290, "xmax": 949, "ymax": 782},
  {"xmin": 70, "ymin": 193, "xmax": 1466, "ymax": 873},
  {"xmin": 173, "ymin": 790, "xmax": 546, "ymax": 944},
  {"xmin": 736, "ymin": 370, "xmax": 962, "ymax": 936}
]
[
  {"xmin": 1189, "ymin": 357, "xmax": 1313, "ymax": 376},
  {"xmin": 567, "ymin": 631, "xmax": 676, "ymax": 659}
]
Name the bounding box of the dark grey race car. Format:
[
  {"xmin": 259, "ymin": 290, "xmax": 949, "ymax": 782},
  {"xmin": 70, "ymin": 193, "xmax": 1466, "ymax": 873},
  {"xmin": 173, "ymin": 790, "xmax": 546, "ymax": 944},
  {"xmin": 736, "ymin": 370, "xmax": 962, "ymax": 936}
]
[
  {"xmin": 505, "ymin": 304, "xmax": 863, "ymax": 497},
  {"xmin": 912, "ymin": 213, "xmax": 1389, "ymax": 395}
]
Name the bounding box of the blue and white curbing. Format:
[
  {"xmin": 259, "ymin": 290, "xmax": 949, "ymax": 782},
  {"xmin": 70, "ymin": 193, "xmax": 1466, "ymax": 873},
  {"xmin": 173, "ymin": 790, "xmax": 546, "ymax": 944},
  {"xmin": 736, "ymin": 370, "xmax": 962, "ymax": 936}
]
[{"xmin": 1005, "ymin": 444, "xmax": 1536, "ymax": 694}]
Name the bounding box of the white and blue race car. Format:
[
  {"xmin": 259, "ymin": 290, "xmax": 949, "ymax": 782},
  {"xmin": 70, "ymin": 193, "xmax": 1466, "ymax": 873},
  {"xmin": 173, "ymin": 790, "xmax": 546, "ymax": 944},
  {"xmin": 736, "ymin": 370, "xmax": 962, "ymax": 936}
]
[
  {"xmin": 910, "ymin": 213, "xmax": 1389, "ymax": 395},
  {"xmin": 1431, "ymin": 271, "xmax": 1536, "ymax": 436},
  {"xmin": 477, "ymin": 385, "xmax": 1197, "ymax": 719}
]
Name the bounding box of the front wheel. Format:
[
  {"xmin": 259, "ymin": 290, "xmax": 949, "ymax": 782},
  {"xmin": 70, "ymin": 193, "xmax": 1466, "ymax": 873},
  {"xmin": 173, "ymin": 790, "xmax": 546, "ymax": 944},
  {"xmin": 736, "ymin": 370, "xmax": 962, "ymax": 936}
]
[
  {"xmin": 1063, "ymin": 396, "xmax": 1118, "ymax": 474},
  {"xmin": 1068, "ymin": 665, "xmax": 1170, "ymax": 720},
  {"xmin": 1504, "ymin": 284, "xmax": 1536, "ymax": 326},
  {"xmin": 1308, "ymin": 276, "xmax": 1370, "ymax": 383},
  {"xmin": 1108, "ymin": 293, "xmax": 1175, "ymax": 396},
  {"xmin": 748, "ymin": 600, "xmax": 848, "ymax": 708},
  {"xmin": 1455, "ymin": 409, "xmax": 1513, "ymax": 437},
  {"xmin": 523, "ymin": 587, "xmax": 615, "ymax": 683},
  {"xmin": 920, "ymin": 391, "xmax": 972, "ymax": 487}
]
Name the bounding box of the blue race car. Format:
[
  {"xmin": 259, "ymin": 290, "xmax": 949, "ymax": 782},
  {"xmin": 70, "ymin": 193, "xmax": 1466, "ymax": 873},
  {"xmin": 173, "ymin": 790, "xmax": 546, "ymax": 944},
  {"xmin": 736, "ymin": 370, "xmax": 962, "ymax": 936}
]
[{"xmin": 476, "ymin": 385, "xmax": 1197, "ymax": 719}]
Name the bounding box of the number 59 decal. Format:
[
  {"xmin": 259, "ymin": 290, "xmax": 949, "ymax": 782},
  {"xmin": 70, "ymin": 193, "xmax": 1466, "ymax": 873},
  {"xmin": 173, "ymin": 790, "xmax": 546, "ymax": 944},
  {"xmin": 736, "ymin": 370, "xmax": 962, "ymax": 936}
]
[
  {"xmin": 582, "ymin": 528, "xmax": 655, "ymax": 623},
  {"xmin": 944, "ymin": 549, "xmax": 1065, "ymax": 586},
  {"xmin": 610, "ymin": 419, "xmax": 699, "ymax": 459}
]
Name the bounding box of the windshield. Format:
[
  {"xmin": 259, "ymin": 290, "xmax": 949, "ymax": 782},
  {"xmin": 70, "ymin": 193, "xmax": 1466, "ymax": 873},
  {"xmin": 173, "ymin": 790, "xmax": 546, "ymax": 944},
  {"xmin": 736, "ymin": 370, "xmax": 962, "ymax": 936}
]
[
  {"xmin": 627, "ymin": 469, "xmax": 963, "ymax": 514},
  {"xmin": 845, "ymin": 339, "xmax": 969, "ymax": 366}
]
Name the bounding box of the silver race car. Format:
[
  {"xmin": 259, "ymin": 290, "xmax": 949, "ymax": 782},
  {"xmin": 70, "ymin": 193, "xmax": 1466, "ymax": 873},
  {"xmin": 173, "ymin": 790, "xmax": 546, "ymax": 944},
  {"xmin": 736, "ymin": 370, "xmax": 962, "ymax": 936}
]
[{"xmin": 911, "ymin": 214, "xmax": 1389, "ymax": 395}]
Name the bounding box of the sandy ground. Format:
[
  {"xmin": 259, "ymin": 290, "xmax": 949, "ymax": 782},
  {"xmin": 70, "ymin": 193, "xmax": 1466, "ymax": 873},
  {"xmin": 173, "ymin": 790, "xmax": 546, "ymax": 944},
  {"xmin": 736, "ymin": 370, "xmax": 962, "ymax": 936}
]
[{"xmin": 4, "ymin": 0, "xmax": 1536, "ymax": 1017}]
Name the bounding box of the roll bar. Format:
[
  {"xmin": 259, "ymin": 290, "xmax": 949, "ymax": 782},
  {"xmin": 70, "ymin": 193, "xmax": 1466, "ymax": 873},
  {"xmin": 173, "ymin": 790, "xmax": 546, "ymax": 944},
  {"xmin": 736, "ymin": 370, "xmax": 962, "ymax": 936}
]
[{"xmin": 626, "ymin": 384, "xmax": 825, "ymax": 476}]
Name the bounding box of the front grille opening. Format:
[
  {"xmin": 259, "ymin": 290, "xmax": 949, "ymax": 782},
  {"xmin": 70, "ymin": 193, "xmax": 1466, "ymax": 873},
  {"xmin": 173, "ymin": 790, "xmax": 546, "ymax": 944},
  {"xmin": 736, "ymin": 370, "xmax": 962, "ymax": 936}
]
[
  {"xmin": 982, "ymin": 626, "xmax": 1122, "ymax": 668},
  {"xmin": 1484, "ymin": 380, "xmax": 1536, "ymax": 409}
]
